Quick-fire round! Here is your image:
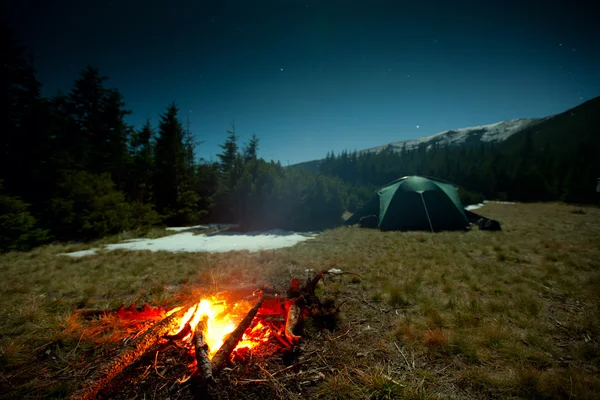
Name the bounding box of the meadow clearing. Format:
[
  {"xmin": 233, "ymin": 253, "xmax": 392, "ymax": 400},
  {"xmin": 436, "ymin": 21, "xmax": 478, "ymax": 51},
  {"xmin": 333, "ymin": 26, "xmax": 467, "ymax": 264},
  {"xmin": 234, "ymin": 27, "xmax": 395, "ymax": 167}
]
[{"xmin": 1, "ymin": 202, "xmax": 599, "ymax": 399}]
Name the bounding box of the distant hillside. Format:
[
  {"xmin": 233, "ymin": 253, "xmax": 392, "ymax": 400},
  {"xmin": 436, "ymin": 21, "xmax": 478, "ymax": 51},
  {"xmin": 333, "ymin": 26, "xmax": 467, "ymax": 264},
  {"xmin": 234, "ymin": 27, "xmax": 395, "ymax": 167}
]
[
  {"xmin": 500, "ymin": 96, "xmax": 600, "ymax": 154},
  {"xmin": 294, "ymin": 96, "xmax": 600, "ymax": 204},
  {"xmin": 291, "ymin": 99, "xmax": 600, "ymax": 172}
]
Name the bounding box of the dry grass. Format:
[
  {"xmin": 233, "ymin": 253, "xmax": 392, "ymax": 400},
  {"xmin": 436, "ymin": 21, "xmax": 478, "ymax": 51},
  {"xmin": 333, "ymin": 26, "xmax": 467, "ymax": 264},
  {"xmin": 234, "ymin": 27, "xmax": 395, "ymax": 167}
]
[{"xmin": 1, "ymin": 202, "xmax": 599, "ymax": 399}]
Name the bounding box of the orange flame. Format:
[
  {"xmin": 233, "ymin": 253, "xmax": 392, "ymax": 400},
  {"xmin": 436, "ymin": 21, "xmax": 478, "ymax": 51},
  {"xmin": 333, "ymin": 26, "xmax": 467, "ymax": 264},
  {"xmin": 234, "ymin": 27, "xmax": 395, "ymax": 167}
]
[{"xmin": 168, "ymin": 297, "xmax": 273, "ymax": 358}]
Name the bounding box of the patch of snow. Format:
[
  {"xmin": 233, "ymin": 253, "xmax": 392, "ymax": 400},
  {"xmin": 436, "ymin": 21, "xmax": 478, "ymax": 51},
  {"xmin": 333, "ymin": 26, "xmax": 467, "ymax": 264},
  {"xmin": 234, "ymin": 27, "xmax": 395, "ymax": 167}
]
[
  {"xmin": 165, "ymin": 223, "xmax": 236, "ymax": 232},
  {"xmin": 465, "ymin": 203, "xmax": 485, "ymax": 211},
  {"xmin": 328, "ymin": 268, "xmax": 343, "ymax": 275},
  {"xmin": 60, "ymin": 230, "xmax": 317, "ymax": 257},
  {"xmin": 165, "ymin": 225, "xmax": 209, "ymax": 232},
  {"xmin": 62, "ymin": 249, "xmax": 99, "ymax": 257},
  {"xmin": 483, "ymin": 200, "xmax": 515, "ymax": 204}
]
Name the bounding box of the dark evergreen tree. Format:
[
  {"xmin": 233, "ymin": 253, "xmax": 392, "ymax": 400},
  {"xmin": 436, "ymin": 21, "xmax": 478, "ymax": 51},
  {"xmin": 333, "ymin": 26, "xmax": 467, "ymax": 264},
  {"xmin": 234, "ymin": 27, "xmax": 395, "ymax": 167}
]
[
  {"xmin": 0, "ymin": 26, "xmax": 48, "ymax": 200},
  {"xmin": 67, "ymin": 66, "xmax": 108, "ymax": 171},
  {"xmin": 129, "ymin": 120, "xmax": 155, "ymax": 203},
  {"xmin": 243, "ymin": 133, "xmax": 260, "ymax": 164},
  {"xmin": 153, "ymin": 103, "xmax": 186, "ymax": 217},
  {"xmin": 102, "ymin": 88, "xmax": 132, "ymax": 189},
  {"xmin": 217, "ymin": 122, "xmax": 239, "ymax": 175}
]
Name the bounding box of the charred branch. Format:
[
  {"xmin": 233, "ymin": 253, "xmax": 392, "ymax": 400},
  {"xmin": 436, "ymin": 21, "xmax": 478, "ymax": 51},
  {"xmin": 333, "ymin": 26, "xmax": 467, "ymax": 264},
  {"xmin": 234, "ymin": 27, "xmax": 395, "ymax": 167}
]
[
  {"xmin": 193, "ymin": 316, "xmax": 213, "ymax": 384},
  {"xmin": 164, "ymin": 322, "xmax": 192, "ymax": 341},
  {"xmin": 69, "ymin": 307, "xmax": 187, "ymax": 400},
  {"xmin": 284, "ymin": 300, "xmax": 303, "ymax": 344},
  {"xmin": 211, "ymin": 295, "xmax": 265, "ymax": 369}
]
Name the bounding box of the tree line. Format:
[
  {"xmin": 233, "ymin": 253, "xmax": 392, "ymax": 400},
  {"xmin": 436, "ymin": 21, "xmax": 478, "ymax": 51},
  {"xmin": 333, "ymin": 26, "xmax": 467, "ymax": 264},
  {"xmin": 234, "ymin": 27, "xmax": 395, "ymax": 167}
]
[
  {"xmin": 318, "ymin": 122, "xmax": 599, "ymax": 207},
  {"xmin": 0, "ymin": 28, "xmax": 347, "ymax": 251}
]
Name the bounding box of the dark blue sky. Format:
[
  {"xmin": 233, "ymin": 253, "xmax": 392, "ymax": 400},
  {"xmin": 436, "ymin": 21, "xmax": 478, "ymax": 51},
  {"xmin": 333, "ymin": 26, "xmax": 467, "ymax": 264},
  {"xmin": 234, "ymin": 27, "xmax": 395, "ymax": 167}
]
[{"xmin": 5, "ymin": 0, "xmax": 600, "ymax": 164}]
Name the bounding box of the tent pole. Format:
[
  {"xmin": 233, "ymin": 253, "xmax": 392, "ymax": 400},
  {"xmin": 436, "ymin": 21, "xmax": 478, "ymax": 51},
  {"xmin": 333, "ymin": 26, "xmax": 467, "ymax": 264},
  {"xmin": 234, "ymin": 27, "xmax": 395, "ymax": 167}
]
[{"xmin": 420, "ymin": 193, "xmax": 434, "ymax": 233}]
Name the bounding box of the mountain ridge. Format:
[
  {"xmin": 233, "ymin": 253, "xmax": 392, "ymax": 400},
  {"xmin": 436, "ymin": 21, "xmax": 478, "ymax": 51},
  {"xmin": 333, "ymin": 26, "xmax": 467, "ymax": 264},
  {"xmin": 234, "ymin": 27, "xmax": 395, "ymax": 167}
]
[
  {"xmin": 362, "ymin": 117, "xmax": 544, "ymax": 154},
  {"xmin": 291, "ymin": 97, "xmax": 599, "ymax": 172}
]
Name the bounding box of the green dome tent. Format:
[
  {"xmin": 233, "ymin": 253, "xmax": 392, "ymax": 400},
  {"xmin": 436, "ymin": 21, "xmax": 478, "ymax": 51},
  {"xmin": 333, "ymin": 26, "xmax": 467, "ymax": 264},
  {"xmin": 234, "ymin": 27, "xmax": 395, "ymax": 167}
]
[{"xmin": 345, "ymin": 176, "xmax": 469, "ymax": 232}]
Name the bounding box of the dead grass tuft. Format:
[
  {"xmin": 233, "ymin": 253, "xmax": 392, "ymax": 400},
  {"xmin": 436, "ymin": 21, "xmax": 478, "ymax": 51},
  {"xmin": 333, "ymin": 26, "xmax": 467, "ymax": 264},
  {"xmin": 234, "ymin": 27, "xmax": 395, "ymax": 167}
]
[{"xmin": 422, "ymin": 328, "xmax": 448, "ymax": 348}]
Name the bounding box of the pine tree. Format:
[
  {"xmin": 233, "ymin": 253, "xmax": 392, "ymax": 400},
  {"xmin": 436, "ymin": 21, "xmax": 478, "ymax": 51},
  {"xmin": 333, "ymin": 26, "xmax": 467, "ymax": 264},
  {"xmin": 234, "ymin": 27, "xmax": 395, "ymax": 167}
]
[
  {"xmin": 243, "ymin": 133, "xmax": 259, "ymax": 163},
  {"xmin": 67, "ymin": 66, "xmax": 108, "ymax": 171},
  {"xmin": 153, "ymin": 103, "xmax": 186, "ymax": 216},
  {"xmin": 102, "ymin": 88, "xmax": 132, "ymax": 189},
  {"xmin": 0, "ymin": 26, "xmax": 45, "ymax": 197},
  {"xmin": 129, "ymin": 119, "xmax": 155, "ymax": 203},
  {"xmin": 217, "ymin": 122, "xmax": 239, "ymax": 174}
]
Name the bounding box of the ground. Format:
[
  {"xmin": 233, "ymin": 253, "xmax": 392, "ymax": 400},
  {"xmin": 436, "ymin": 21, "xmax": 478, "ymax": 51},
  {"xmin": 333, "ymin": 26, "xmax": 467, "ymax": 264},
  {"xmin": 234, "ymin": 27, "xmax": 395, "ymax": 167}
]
[{"xmin": 1, "ymin": 203, "xmax": 599, "ymax": 399}]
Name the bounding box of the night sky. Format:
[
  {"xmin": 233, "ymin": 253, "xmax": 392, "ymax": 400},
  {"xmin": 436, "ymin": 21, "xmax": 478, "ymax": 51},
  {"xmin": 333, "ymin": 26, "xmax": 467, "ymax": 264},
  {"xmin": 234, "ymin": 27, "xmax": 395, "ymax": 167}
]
[{"xmin": 5, "ymin": 0, "xmax": 600, "ymax": 164}]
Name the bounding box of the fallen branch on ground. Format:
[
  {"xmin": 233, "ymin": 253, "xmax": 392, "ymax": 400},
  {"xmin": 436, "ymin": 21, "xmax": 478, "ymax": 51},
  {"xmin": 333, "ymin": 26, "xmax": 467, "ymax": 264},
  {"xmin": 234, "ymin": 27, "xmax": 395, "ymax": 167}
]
[{"xmin": 69, "ymin": 306, "xmax": 187, "ymax": 400}]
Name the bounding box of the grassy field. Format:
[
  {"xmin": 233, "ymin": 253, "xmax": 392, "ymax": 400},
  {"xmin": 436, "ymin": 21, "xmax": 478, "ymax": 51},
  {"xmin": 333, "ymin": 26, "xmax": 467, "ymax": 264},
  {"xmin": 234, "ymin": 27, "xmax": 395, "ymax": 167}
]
[{"xmin": 1, "ymin": 203, "xmax": 599, "ymax": 399}]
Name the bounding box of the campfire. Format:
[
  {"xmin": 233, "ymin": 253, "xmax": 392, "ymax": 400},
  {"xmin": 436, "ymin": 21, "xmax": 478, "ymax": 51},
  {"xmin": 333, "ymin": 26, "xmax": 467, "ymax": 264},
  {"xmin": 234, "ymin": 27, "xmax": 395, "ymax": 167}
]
[{"xmin": 70, "ymin": 268, "xmax": 347, "ymax": 400}]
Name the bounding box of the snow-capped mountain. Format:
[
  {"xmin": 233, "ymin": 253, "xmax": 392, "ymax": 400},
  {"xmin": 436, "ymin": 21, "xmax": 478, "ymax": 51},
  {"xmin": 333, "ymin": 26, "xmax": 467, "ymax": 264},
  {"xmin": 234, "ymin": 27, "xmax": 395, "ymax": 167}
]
[
  {"xmin": 363, "ymin": 118, "xmax": 543, "ymax": 154},
  {"xmin": 291, "ymin": 97, "xmax": 599, "ymax": 174}
]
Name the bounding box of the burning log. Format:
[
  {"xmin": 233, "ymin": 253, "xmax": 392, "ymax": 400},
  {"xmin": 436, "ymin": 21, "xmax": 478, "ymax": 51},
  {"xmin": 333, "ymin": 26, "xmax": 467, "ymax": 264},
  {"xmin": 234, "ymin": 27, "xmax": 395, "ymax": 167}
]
[
  {"xmin": 194, "ymin": 316, "xmax": 213, "ymax": 383},
  {"xmin": 164, "ymin": 322, "xmax": 192, "ymax": 341},
  {"xmin": 284, "ymin": 300, "xmax": 303, "ymax": 344},
  {"xmin": 69, "ymin": 307, "xmax": 188, "ymax": 400},
  {"xmin": 211, "ymin": 295, "xmax": 265, "ymax": 369},
  {"xmin": 216, "ymin": 284, "xmax": 281, "ymax": 303}
]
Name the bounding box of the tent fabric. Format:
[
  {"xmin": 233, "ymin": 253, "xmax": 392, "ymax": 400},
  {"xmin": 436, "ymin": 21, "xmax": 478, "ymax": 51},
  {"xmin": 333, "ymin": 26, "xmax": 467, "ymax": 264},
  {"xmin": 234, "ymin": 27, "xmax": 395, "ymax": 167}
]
[{"xmin": 345, "ymin": 176, "xmax": 469, "ymax": 231}]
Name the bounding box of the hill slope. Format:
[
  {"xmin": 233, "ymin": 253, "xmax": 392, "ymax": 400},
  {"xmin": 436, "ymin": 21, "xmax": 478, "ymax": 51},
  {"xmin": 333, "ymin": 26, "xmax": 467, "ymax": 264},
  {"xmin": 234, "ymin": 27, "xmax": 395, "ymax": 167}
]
[{"xmin": 292, "ymin": 97, "xmax": 599, "ymax": 173}]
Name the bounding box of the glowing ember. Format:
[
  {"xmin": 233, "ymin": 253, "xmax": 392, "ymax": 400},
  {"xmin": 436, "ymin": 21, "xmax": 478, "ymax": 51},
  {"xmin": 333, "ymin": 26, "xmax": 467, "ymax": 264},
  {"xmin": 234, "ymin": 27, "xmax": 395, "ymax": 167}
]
[{"xmin": 168, "ymin": 297, "xmax": 273, "ymax": 358}]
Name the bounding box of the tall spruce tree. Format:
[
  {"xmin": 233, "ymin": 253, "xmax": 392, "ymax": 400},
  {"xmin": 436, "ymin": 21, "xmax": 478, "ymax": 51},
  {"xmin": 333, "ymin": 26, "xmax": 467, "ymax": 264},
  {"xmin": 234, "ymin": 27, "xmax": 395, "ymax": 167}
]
[
  {"xmin": 217, "ymin": 122, "xmax": 239, "ymax": 173},
  {"xmin": 67, "ymin": 66, "xmax": 107, "ymax": 171},
  {"xmin": 216, "ymin": 122, "xmax": 242, "ymax": 192},
  {"xmin": 153, "ymin": 103, "xmax": 186, "ymax": 215},
  {"xmin": 0, "ymin": 26, "xmax": 46, "ymax": 199},
  {"xmin": 102, "ymin": 88, "xmax": 132, "ymax": 189},
  {"xmin": 129, "ymin": 119, "xmax": 155, "ymax": 203},
  {"xmin": 243, "ymin": 133, "xmax": 259, "ymax": 163}
]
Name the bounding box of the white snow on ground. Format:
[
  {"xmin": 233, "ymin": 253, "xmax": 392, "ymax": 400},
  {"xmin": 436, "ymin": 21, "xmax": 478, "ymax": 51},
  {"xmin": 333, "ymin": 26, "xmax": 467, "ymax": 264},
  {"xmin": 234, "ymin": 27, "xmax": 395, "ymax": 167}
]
[
  {"xmin": 465, "ymin": 203, "xmax": 485, "ymax": 211},
  {"xmin": 466, "ymin": 200, "xmax": 516, "ymax": 211},
  {"xmin": 63, "ymin": 249, "xmax": 99, "ymax": 257},
  {"xmin": 165, "ymin": 223, "xmax": 236, "ymax": 232},
  {"xmin": 61, "ymin": 230, "xmax": 318, "ymax": 257},
  {"xmin": 165, "ymin": 225, "xmax": 209, "ymax": 232}
]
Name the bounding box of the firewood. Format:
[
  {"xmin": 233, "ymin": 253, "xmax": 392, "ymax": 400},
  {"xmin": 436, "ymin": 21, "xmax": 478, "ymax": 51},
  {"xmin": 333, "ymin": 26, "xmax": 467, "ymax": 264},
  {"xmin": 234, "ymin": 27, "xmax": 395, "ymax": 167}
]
[
  {"xmin": 285, "ymin": 300, "xmax": 303, "ymax": 344},
  {"xmin": 75, "ymin": 303, "xmax": 165, "ymax": 320},
  {"xmin": 164, "ymin": 321, "xmax": 191, "ymax": 341},
  {"xmin": 211, "ymin": 295, "xmax": 265, "ymax": 369},
  {"xmin": 216, "ymin": 284, "xmax": 280, "ymax": 303},
  {"xmin": 69, "ymin": 306, "xmax": 188, "ymax": 400},
  {"xmin": 304, "ymin": 268, "xmax": 332, "ymax": 295},
  {"xmin": 193, "ymin": 316, "xmax": 213, "ymax": 383}
]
